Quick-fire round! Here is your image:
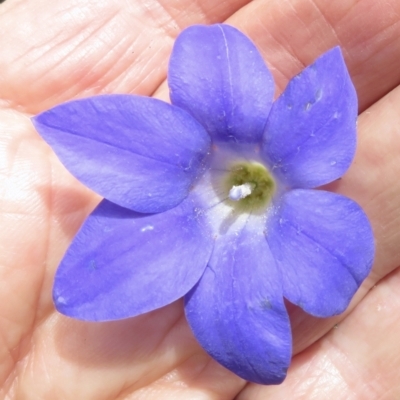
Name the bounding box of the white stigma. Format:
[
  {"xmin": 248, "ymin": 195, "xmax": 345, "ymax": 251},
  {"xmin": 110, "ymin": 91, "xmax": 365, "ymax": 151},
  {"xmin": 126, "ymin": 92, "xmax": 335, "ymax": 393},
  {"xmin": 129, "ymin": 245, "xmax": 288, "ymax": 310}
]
[{"xmin": 228, "ymin": 183, "xmax": 254, "ymax": 201}]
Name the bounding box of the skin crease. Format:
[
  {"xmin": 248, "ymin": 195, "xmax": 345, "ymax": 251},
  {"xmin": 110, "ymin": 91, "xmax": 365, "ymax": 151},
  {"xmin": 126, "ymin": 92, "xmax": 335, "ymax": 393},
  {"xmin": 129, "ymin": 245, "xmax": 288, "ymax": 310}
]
[{"xmin": 0, "ymin": 0, "xmax": 400, "ymax": 398}]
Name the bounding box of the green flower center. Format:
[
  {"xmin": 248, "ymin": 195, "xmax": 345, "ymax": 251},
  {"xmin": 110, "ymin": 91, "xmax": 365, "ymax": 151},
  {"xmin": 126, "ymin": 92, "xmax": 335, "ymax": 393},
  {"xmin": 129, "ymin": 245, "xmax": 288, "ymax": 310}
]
[{"xmin": 224, "ymin": 162, "xmax": 275, "ymax": 212}]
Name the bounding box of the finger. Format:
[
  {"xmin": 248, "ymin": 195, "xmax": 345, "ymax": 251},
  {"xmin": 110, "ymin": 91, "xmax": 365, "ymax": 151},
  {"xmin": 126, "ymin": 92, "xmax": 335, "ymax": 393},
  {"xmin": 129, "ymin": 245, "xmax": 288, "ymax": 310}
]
[
  {"xmin": 237, "ymin": 266, "xmax": 400, "ymax": 399},
  {"xmin": 0, "ymin": 108, "xmax": 98, "ymax": 386},
  {"xmin": 226, "ymin": 0, "xmax": 400, "ymax": 111},
  {"xmin": 130, "ymin": 354, "xmax": 245, "ymax": 400},
  {"xmin": 8, "ymin": 300, "xmax": 245, "ymax": 398},
  {"xmin": 0, "ymin": 0, "xmax": 250, "ymax": 113}
]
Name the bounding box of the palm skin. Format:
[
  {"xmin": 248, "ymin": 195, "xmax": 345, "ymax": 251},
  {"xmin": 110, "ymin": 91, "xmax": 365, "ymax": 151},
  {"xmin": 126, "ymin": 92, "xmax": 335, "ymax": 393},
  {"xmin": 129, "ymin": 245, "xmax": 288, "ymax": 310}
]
[{"xmin": 1, "ymin": 0, "xmax": 400, "ymax": 398}]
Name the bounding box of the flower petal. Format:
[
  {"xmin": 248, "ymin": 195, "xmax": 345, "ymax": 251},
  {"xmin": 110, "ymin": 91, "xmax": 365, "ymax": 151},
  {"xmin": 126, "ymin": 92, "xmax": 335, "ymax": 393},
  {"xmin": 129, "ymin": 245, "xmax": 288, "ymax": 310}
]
[
  {"xmin": 168, "ymin": 24, "xmax": 274, "ymax": 143},
  {"xmin": 185, "ymin": 216, "xmax": 291, "ymax": 384},
  {"xmin": 267, "ymin": 189, "xmax": 374, "ymax": 317},
  {"xmin": 32, "ymin": 95, "xmax": 210, "ymax": 213},
  {"xmin": 262, "ymin": 47, "xmax": 357, "ymax": 188},
  {"xmin": 53, "ymin": 197, "xmax": 213, "ymax": 321}
]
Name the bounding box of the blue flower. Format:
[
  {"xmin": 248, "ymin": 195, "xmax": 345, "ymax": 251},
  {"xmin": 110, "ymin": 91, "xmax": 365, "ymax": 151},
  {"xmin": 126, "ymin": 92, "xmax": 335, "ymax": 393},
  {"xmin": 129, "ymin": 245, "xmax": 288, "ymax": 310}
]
[{"xmin": 32, "ymin": 24, "xmax": 374, "ymax": 385}]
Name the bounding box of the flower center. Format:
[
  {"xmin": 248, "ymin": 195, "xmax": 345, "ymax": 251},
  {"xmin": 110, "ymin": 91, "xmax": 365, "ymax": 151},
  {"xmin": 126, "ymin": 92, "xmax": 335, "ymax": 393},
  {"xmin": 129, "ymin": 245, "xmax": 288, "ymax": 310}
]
[{"xmin": 224, "ymin": 162, "xmax": 275, "ymax": 212}]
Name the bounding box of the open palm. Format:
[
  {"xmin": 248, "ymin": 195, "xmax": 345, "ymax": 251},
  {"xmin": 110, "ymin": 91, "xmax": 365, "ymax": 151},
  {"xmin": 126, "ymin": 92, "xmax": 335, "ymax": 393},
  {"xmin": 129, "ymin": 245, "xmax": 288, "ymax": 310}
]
[{"xmin": 1, "ymin": 0, "xmax": 400, "ymax": 398}]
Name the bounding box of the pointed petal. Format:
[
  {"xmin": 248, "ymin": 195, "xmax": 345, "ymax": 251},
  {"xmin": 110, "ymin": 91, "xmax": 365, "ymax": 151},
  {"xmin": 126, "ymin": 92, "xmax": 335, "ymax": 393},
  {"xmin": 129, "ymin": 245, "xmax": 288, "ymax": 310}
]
[
  {"xmin": 262, "ymin": 47, "xmax": 357, "ymax": 188},
  {"xmin": 185, "ymin": 216, "xmax": 291, "ymax": 384},
  {"xmin": 53, "ymin": 197, "xmax": 213, "ymax": 321},
  {"xmin": 168, "ymin": 24, "xmax": 274, "ymax": 143},
  {"xmin": 267, "ymin": 189, "xmax": 374, "ymax": 317},
  {"xmin": 32, "ymin": 95, "xmax": 210, "ymax": 213}
]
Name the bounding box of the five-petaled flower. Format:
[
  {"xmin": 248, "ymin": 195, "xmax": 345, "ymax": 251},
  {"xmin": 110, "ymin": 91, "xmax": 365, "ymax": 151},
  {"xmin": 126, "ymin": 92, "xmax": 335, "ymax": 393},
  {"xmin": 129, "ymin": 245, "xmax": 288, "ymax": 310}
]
[{"xmin": 32, "ymin": 24, "xmax": 374, "ymax": 385}]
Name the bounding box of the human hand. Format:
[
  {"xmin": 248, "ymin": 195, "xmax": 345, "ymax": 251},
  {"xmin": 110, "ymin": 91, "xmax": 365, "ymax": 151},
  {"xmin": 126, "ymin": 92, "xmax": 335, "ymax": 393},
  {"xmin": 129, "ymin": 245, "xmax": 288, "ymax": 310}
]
[{"xmin": 0, "ymin": 0, "xmax": 400, "ymax": 398}]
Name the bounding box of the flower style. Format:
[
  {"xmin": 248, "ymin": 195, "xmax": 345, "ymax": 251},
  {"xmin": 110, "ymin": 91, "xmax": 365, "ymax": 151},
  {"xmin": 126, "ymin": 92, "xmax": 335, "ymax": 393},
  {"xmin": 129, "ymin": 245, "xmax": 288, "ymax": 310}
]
[{"xmin": 32, "ymin": 24, "xmax": 374, "ymax": 385}]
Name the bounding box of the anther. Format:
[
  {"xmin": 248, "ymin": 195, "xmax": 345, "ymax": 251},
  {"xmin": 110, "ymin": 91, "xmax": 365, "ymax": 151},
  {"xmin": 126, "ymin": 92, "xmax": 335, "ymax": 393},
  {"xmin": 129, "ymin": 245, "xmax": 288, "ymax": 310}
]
[{"xmin": 228, "ymin": 183, "xmax": 254, "ymax": 201}]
